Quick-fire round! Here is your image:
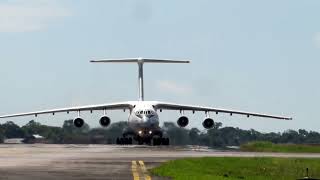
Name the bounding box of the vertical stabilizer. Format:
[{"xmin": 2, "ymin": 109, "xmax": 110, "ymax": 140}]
[
  {"xmin": 138, "ymin": 62, "xmax": 144, "ymax": 101},
  {"xmin": 90, "ymin": 58, "xmax": 190, "ymax": 101}
]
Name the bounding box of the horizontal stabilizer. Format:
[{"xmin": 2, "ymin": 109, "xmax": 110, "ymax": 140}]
[
  {"xmin": 90, "ymin": 57, "xmax": 190, "ymax": 101},
  {"xmin": 90, "ymin": 58, "xmax": 190, "ymax": 64}
]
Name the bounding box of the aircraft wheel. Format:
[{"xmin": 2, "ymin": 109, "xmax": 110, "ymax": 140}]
[
  {"xmin": 161, "ymin": 138, "xmax": 169, "ymax": 146},
  {"xmin": 152, "ymin": 138, "xmax": 160, "ymax": 146},
  {"xmin": 145, "ymin": 138, "xmax": 152, "ymax": 145},
  {"xmin": 152, "ymin": 138, "xmax": 157, "ymax": 146},
  {"xmin": 161, "ymin": 138, "xmax": 165, "ymax": 145},
  {"xmin": 165, "ymin": 138, "xmax": 170, "ymax": 146},
  {"xmin": 117, "ymin": 137, "xmax": 130, "ymax": 145},
  {"xmin": 138, "ymin": 139, "xmax": 144, "ymax": 145}
]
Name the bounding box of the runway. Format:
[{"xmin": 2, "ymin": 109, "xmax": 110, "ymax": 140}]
[{"xmin": 0, "ymin": 144, "xmax": 320, "ymax": 180}]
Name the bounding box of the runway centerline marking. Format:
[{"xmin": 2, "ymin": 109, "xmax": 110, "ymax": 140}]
[
  {"xmin": 131, "ymin": 161, "xmax": 140, "ymax": 180},
  {"xmin": 139, "ymin": 160, "xmax": 151, "ymax": 180},
  {"xmin": 131, "ymin": 160, "xmax": 152, "ymax": 180}
]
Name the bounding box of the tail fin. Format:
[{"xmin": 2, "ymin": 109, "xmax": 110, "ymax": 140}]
[{"xmin": 90, "ymin": 58, "xmax": 190, "ymax": 101}]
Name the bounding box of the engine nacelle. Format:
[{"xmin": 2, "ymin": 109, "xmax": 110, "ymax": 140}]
[
  {"xmin": 99, "ymin": 116, "xmax": 111, "ymax": 127},
  {"xmin": 74, "ymin": 117, "xmax": 84, "ymax": 128},
  {"xmin": 203, "ymin": 118, "xmax": 214, "ymax": 129},
  {"xmin": 177, "ymin": 116, "xmax": 189, "ymax": 127}
]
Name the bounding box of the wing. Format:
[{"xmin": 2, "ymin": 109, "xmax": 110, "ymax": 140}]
[
  {"xmin": 0, "ymin": 102, "xmax": 134, "ymax": 118},
  {"xmin": 154, "ymin": 102, "xmax": 292, "ymax": 120}
]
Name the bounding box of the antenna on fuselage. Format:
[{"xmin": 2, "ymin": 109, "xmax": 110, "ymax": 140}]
[{"xmin": 90, "ymin": 58, "xmax": 190, "ymax": 101}]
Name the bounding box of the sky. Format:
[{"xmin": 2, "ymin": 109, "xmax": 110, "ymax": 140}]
[{"xmin": 0, "ymin": 0, "xmax": 319, "ymax": 133}]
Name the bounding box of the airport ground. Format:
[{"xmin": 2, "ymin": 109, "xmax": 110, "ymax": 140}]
[{"xmin": 0, "ymin": 144, "xmax": 320, "ymax": 180}]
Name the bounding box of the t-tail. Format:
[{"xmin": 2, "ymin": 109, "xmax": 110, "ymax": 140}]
[{"xmin": 90, "ymin": 58, "xmax": 190, "ymax": 101}]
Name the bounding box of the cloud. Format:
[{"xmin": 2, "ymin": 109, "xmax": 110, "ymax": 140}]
[
  {"xmin": 0, "ymin": 0, "xmax": 71, "ymax": 32},
  {"xmin": 156, "ymin": 80, "xmax": 193, "ymax": 95},
  {"xmin": 313, "ymin": 32, "xmax": 320, "ymax": 48}
]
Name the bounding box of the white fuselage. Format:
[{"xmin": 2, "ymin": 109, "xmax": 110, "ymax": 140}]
[{"xmin": 127, "ymin": 101, "xmax": 160, "ymax": 136}]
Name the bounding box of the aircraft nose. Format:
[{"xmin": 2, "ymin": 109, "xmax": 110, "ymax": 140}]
[{"xmin": 142, "ymin": 115, "xmax": 148, "ymax": 122}]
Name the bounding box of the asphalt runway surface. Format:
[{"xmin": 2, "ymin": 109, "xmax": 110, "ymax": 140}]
[{"xmin": 0, "ymin": 144, "xmax": 320, "ymax": 180}]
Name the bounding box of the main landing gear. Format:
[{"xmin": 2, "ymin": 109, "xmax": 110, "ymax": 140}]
[
  {"xmin": 116, "ymin": 137, "xmax": 133, "ymax": 145},
  {"xmin": 116, "ymin": 137, "xmax": 170, "ymax": 146},
  {"xmin": 152, "ymin": 137, "xmax": 169, "ymax": 146}
]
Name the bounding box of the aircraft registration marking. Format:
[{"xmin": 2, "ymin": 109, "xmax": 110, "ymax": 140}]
[{"xmin": 131, "ymin": 160, "xmax": 152, "ymax": 180}]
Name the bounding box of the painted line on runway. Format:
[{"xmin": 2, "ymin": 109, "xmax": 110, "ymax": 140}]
[
  {"xmin": 131, "ymin": 161, "xmax": 140, "ymax": 180},
  {"xmin": 131, "ymin": 160, "xmax": 152, "ymax": 180},
  {"xmin": 139, "ymin": 161, "xmax": 151, "ymax": 180}
]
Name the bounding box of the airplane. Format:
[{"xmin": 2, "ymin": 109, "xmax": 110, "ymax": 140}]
[{"xmin": 0, "ymin": 58, "xmax": 292, "ymax": 145}]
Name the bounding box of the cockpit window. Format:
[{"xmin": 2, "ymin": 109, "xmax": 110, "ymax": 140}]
[{"xmin": 135, "ymin": 110, "xmax": 154, "ymax": 116}]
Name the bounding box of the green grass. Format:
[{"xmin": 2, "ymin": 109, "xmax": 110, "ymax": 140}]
[
  {"xmin": 151, "ymin": 157, "xmax": 320, "ymax": 180},
  {"xmin": 240, "ymin": 141, "xmax": 320, "ymax": 153}
]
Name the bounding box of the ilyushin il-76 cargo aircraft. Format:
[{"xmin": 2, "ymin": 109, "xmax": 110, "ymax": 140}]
[{"xmin": 0, "ymin": 58, "xmax": 292, "ymax": 145}]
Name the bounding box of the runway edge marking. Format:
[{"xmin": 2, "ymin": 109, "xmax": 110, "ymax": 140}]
[
  {"xmin": 139, "ymin": 160, "xmax": 152, "ymax": 180},
  {"xmin": 131, "ymin": 161, "xmax": 140, "ymax": 180}
]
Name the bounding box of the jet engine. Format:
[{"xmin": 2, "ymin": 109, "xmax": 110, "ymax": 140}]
[
  {"xmin": 177, "ymin": 116, "xmax": 189, "ymax": 127},
  {"xmin": 99, "ymin": 116, "xmax": 111, "ymax": 127},
  {"xmin": 74, "ymin": 117, "xmax": 84, "ymax": 128},
  {"xmin": 202, "ymin": 118, "xmax": 214, "ymax": 129}
]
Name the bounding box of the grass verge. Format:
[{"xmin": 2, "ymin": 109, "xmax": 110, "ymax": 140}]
[
  {"xmin": 240, "ymin": 141, "xmax": 320, "ymax": 153},
  {"xmin": 151, "ymin": 157, "xmax": 320, "ymax": 180}
]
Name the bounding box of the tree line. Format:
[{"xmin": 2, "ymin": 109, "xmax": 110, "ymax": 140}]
[{"xmin": 0, "ymin": 120, "xmax": 319, "ymax": 147}]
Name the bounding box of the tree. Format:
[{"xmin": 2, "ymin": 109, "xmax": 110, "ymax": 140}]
[
  {"xmin": 22, "ymin": 120, "xmax": 44, "ymax": 135},
  {"xmin": 21, "ymin": 120, "xmax": 64, "ymax": 143},
  {"xmin": 305, "ymin": 131, "xmax": 320, "ymax": 144},
  {"xmin": 163, "ymin": 122, "xmax": 190, "ymax": 145},
  {"xmin": 280, "ymin": 130, "xmax": 300, "ymax": 143},
  {"xmin": 62, "ymin": 119, "xmax": 90, "ymax": 134},
  {"xmin": 0, "ymin": 128, "xmax": 4, "ymax": 143},
  {"xmin": 213, "ymin": 122, "xmax": 223, "ymax": 130},
  {"xmin": 89, "ymin": 121, "xmax": 129, "ymax": 144},
  {"xmin": 59, "ymin": 119, "xmax": 91, "ymax": 144},
  {"xmin": 0, "ymin": 121, "xmax": 25, "ymax": 138},
  {"xmin": 189, "ymin": 128, "xmax": 200, "ymax": 145},
  {"xmin": 1, "ymin": 119, "xmax": 320, "ymax": 146}
]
